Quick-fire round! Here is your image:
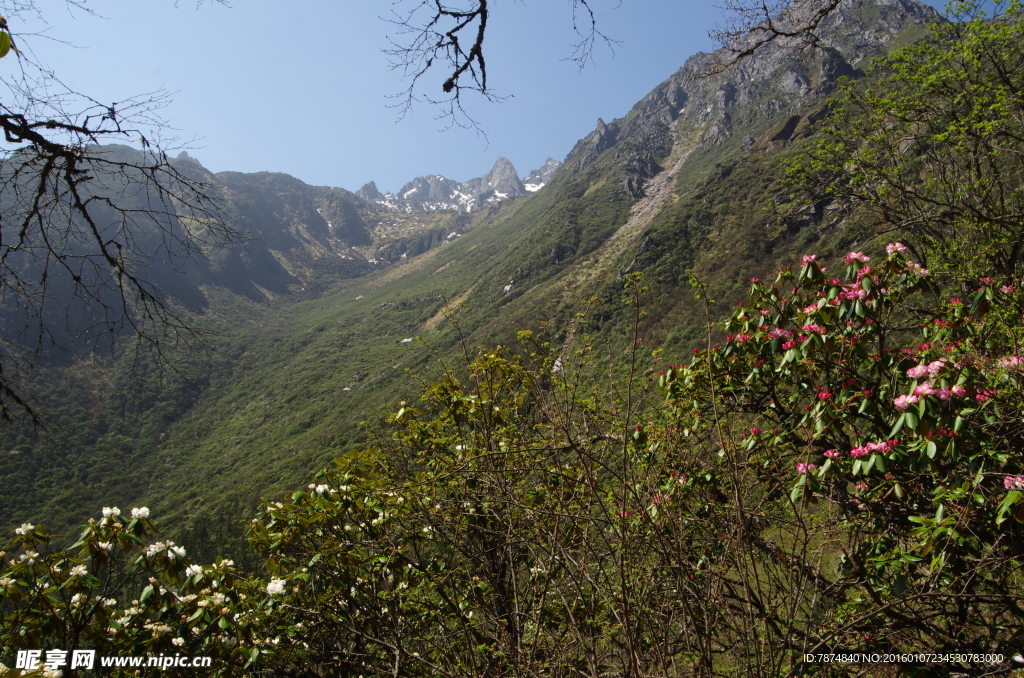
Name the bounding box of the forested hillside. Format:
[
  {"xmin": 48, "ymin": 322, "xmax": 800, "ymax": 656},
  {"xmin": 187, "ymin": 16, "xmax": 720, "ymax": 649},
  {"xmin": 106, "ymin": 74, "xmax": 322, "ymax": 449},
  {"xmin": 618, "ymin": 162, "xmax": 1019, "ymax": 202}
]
[{"xmin": 3, "ymin": 0, "xmax": 1024, "ymax": 675}]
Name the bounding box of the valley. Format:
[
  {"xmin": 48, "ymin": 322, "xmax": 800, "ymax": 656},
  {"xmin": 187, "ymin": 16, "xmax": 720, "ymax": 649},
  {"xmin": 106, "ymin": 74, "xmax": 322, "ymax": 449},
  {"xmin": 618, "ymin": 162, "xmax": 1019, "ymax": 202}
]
[
  {"xmin": 0, "ymin": 0, "xmax": 938, "ymax": 552},
  {"xmin": 4, "ymin": 0, "xmax": 1024, "ymax": 672}
]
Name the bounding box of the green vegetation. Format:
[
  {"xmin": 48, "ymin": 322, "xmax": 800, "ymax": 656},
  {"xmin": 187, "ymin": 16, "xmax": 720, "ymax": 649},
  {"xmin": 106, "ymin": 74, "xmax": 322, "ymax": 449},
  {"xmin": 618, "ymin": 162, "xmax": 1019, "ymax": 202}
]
[{"xmin": 3, "ymin": 2, "xmax": 1024, "ymax": 676}]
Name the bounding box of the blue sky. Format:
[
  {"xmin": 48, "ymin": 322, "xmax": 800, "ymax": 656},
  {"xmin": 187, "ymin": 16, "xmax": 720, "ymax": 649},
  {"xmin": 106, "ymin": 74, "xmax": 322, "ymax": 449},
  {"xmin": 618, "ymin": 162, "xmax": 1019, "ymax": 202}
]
[{"xmin": 13, "ymin": 0, "xmax": 945, "ymax": 193}]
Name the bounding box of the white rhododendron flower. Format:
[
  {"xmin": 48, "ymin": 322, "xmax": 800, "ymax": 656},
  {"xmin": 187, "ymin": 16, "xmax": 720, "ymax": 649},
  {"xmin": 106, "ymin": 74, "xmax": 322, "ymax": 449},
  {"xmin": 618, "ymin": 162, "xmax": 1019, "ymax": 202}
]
[
  {"xmin": 70, "ymin": 564, "xmax": 87, "ymax": 577},
  {"xmin": 14, "ymin": 523, "xmax": 34, "ymax": 535},
  {"xmin": 101, "ymin": 507, "xmax": 120, "ymax": 518},
  {"xmin": 131, "ymin": 507, "xmax": 150, "ymax": 519},
  {"xmin": 266, "ymin": 578, "xmax": 286, "ymax": 595}
]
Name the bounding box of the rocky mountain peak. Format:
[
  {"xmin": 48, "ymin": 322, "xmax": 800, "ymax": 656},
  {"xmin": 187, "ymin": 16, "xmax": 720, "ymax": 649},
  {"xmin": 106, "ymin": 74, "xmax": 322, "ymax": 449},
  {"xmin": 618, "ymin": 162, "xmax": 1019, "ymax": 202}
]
[
  {"xmin": 523, "ymin": 158, "xmax": 562, "ymax": 192},
  {"xmin": 356, "ymin": 156, "xmax": 562, "ymax": 214},
  {"xmin": 558, "ymin": 0, "xmax": 939, "ymax": 197},
  {"xmin": 356, "ymin": 181, "xmax": 383, "ymax": 201}
]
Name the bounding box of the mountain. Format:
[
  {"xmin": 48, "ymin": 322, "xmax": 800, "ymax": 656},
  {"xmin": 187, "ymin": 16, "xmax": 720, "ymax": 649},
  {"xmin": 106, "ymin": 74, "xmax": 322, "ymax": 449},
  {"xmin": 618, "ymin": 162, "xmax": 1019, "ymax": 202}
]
[
  {"xmin": 523, "ymin": 158, "xmax": 562, "ymax": 192},
  {"xmin": 357, "ymin": 156, "xmax": 560, "ymax": 213},
  {"xmin": 0, "ymin": 0, "xmax": 943, "ymax": 558}
]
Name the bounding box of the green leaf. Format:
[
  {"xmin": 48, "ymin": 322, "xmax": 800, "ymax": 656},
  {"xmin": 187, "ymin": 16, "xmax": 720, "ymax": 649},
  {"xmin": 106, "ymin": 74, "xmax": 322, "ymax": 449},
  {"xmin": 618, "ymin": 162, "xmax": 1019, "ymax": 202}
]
[
  {"xmin": 890, "ymin": 413, "xmax": 906, "ymax": 437},
  {"xmin": 790, "ymin": 484, "xmax": 805, "ymax": 504}
]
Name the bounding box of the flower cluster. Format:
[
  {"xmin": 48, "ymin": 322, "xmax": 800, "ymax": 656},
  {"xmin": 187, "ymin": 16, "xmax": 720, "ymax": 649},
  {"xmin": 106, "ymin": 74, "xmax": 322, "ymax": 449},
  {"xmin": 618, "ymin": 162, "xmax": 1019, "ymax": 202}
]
[
  {"xmin": 850, "ymin": 440, "xmax": 898, "ymax": 458},
  {"xmin": 845, "ymin": 252, "xmax": 871, "ymax": 264},
  {"xmin": 1004, "ymin": 476, "xmax": 1024, "ymax": 491},
  {"xmin": 144, "ymin": 541, "xmax": 186, "ymax": 559},
  {"xmin": 906, "ymin": 359, "xmax": 946, "ymax": 379},
  {"xmin": 905, "ymin": 261, "xmax": 929, "ymax": 277}
]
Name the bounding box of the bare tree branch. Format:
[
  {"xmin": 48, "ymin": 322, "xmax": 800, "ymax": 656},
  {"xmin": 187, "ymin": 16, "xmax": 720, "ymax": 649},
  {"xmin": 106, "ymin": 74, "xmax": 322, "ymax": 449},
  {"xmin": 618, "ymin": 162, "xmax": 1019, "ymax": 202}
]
[
  {"xmin": 383, "ymin": 0, "xmax": 620, "ymax": 133},
  {"xmin": 0, "ymin": 0, "xmax": 238, "ymax": 424},
  {"xmin": 709, "ymin": 0, "xmax": 844, "ymax": 73}
]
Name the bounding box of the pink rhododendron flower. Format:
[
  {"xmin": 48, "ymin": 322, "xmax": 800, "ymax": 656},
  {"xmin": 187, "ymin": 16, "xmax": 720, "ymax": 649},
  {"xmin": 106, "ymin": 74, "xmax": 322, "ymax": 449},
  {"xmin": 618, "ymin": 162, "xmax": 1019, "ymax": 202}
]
[
  {"xmin": 886, "ymin": 242, "xmax": 907, "ymax": 255},
  {"xmin": 782, "ymin": 340, "xmax": 797, "ymax": 349},
  {"xmin": 894, "ymin": 394, "xmax": 919, "ymax": 410},
  {"xmin": 796, "ymin": 462, "xmax": 817, "ymax": 474},
  {"xmin": 845, "ymin": 252, "xmax": 871, "ymax": 264},
  {"xmin": 905, "ymin": 261, "xmax": 929, "ymax": 277},
  {"xmin": 769, "ymin": 328, "xmax": 793, "ymax": 339},
  {"xmin": 801, "ymin": 254, "xmax": 818, "ymax": 265},
  {"xmin": 1004, "ymin": 476, "xmax": 1024, "ymax": 491},
  {"xmin": 997, "ymin": 355, "xmax": 1024, "ymax": 368},
  {"xmin": 906, "ymin": 364, "xmax": 930, "ymax": 379},
  {"xmin": 823, "ymin": 449, "xmax": 840, "ymax": 459},
  {"xmin": 951, "ymin": 385, "xmax": 967, "ymax": 397},
  {"xmin": 817, "ymin": 391, "xmax": 833, "ymax": 400},
  {"xmin": 802, "ymin": 323, "xmax": 826, "ymax": 334}
]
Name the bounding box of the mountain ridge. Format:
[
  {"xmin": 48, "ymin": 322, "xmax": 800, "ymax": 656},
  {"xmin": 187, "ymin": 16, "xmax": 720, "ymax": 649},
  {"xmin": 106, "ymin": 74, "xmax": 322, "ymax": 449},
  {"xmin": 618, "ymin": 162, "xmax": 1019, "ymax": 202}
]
[{"xmin": 357, "ymin": 156, "xmax": 563, "ymax": 213}]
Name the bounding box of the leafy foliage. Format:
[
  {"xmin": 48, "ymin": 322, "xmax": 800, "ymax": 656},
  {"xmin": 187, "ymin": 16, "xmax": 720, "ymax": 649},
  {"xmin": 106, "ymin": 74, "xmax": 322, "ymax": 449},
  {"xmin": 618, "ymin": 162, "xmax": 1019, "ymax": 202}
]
[
  {"xmin": 5, "ymin": 245, "xmax": 1024, "ymax": 676},
  {"xmin": 791, "ymin": 0, "xmax": 1024, "ymax": 279},
  {"xmin": 5, "ymin": 4, "xmax": 1024, "ymax": 676}
]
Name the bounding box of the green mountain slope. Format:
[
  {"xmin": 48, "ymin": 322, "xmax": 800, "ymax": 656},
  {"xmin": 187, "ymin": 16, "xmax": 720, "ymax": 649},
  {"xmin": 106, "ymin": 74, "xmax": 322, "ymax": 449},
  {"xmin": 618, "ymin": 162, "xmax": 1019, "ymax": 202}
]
[{"xmin": 0, "ymin": 0, "xmax": 941, "ymax": 563}]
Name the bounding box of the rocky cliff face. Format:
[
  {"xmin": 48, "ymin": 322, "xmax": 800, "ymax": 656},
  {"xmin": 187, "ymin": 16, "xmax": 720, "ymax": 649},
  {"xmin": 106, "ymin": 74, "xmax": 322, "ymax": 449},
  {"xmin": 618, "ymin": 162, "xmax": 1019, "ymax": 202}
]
[{"xmin": 559, "ymin": 0, "xmax": 938, "ymax": 202}]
